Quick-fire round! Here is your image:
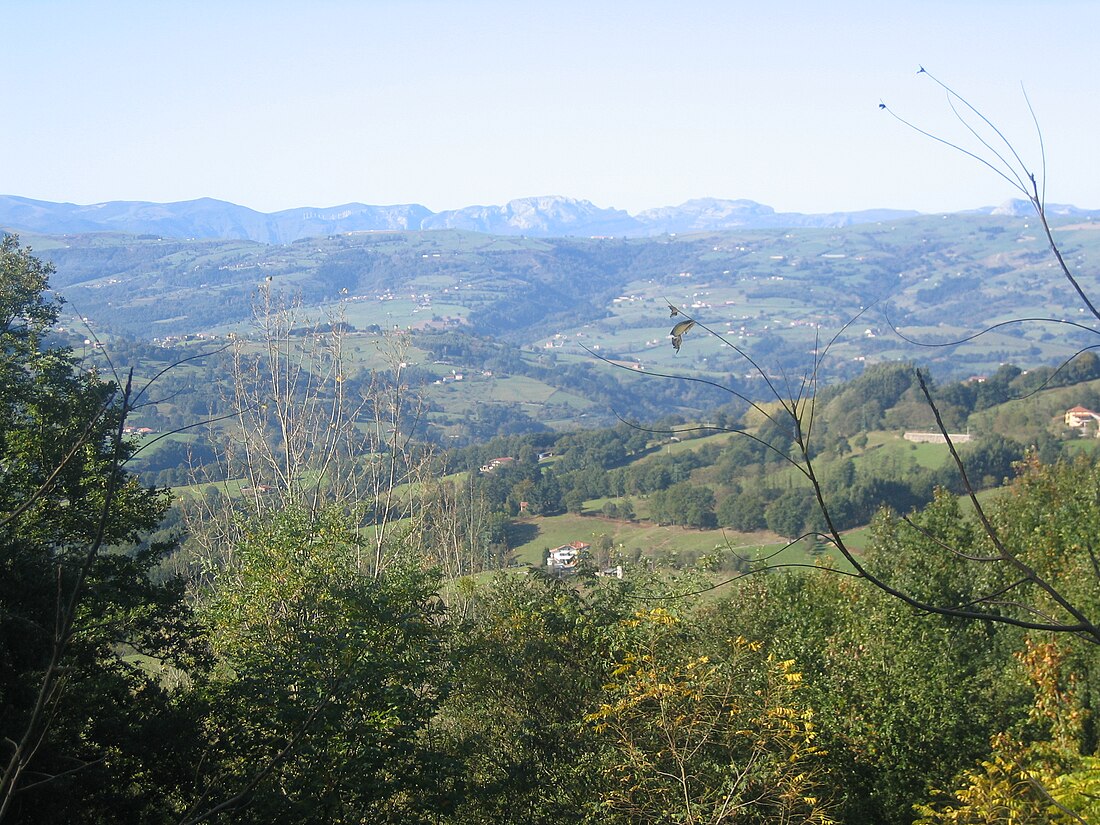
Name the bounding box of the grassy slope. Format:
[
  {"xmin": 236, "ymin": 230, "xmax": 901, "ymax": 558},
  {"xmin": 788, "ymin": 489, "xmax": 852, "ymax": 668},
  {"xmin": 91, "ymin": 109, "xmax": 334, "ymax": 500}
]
[{"xmin": 508, "ymin": 511, "xmax": 852, "ymax": 573}]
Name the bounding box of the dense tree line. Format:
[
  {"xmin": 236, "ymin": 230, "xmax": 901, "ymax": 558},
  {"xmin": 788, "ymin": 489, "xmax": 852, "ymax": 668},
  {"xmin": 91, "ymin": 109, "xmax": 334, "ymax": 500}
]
[{"xmin": 431, "ymin": 363, "xmax": 1054, "ymax": 546}]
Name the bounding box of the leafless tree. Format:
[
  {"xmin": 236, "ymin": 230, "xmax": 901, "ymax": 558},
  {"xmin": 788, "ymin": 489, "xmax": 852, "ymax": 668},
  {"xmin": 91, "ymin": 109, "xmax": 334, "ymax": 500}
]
[{"xmin": 184, "ymin": 285, "xmax": 435, "ymax": 586}]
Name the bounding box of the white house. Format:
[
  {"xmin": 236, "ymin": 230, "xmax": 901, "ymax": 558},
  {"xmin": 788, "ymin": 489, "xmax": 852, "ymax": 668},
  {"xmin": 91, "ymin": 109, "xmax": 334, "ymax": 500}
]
[{"xmin": 546, "ymin": 541, "xmax": 590, "ymax": 574}]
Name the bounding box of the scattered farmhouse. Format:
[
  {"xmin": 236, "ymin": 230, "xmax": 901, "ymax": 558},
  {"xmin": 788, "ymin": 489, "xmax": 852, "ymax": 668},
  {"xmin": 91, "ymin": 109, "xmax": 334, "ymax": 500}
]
[
  {"xmin": 479, "ymin": 456, "xmax": 515, "ymax": 473},
  {"xmin": 546, "ymin": 541, "xmax": 590, "ymax": 574},
  {"xmin": 1065, "ymin": 405, "xmax": 1100, "ymax": 434}
]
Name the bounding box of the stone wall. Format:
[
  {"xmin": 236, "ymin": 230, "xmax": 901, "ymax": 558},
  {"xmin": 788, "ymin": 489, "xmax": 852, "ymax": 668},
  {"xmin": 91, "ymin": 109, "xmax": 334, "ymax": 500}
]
[{"xmin": 903, "ymin": 431, "xmax": 973, "ymax": 444}]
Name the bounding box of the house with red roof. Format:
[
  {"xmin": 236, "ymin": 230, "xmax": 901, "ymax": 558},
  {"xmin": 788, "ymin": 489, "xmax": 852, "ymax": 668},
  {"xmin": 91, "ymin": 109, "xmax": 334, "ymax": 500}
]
[{"xmin": 1065, "ymin": 405, "xmax": 1100, "ymax": 432}]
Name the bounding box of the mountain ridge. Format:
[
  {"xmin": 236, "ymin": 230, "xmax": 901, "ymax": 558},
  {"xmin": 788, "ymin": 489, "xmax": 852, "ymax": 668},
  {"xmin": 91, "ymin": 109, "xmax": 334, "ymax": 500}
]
[
  {"xmin": 0, "ymin": 193, "xmax": 1048, "ymax": 244},
  {"xmin": 4, "ymin": 193, "xmax": 1099, "ymax": 244}
]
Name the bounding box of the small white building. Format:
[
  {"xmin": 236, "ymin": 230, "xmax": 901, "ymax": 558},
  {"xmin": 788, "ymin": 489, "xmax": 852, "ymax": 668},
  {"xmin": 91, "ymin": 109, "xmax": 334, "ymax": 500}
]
[
  {"xmin": 546, "ymin": 541, "xmax": 590, "ymax": 574},
  {"xmin": 479, "ymin": 456, "xmax": 515, "ymax": 473}
]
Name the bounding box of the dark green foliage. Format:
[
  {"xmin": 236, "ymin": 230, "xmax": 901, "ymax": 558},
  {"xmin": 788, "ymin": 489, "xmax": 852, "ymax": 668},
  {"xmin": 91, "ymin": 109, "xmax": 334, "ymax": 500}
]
[
  {"xmin": 756, "ymin": 414, "xmax": 796, "ymax": 461},
  {"xmin": 0, "ymin": 236, "xmax": 203, "ymax": 822},
  {"xmin": 717, "ymin": 487, "xmax": 768, "ymax": 531},
  {"xmin": 439, "ymin": 575, "xmax": 628, "ymax": 824},
  {"xmin": 625, "ymin": 449, "xmax": 704, "ymax": 494},
  {"xmin": 764, "ymin": 487, "xmax": 815, "ymax": 538},
  {"xmin": 721, "ymin": 549, "xmax": 1026, "ymax": 823},
  {"xmin": 463, "ymin": 400, "xmax": 550, "ymax": 442},
  {"xmin": 929, "ymin": 434, "xmax": 1027, "ymax": 493},
  {"xmin": 196, "ymin": 507, "xmax": 450, "ymax": 824},
  {"xmin": 648, "ymin": 482, "xmax": 717, "ymax": 528},
  {"xmin": 601, "ymin": 497, "xmax": 635, "ymax": 521},
  {"xmin": 816, "ymin": 362, "xmax": 920, "ymax": 438}
]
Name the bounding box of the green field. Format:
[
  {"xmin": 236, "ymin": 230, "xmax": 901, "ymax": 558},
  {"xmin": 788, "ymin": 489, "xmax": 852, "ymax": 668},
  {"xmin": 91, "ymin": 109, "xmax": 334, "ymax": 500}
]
[
  {"xmin": 509, "ymin": 512, "xmax": 852, "ymax": 573},
  {"xmin": 855, "ymin": 433, "xmax": 953, "ymax": 470}
]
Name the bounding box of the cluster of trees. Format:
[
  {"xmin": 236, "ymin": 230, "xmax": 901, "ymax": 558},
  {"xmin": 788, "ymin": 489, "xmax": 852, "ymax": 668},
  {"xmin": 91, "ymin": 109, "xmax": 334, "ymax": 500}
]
[
  {"xmin": 733, "ymin": 467, "xmax": 1100, "ymax": 823},
  {"xmin": 648, "ymin": 482, "xmax": 718, "ymax": 528},
  {"xmin": 434, "ymin": 360, "xmax": 1061, "ymax": 549}
]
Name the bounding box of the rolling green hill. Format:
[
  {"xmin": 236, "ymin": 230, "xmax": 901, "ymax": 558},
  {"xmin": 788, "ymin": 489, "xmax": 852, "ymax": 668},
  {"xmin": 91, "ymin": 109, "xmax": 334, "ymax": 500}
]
[{"xmin": 22, "ymin": 212, "xmax": 1100, "ymax": 395}]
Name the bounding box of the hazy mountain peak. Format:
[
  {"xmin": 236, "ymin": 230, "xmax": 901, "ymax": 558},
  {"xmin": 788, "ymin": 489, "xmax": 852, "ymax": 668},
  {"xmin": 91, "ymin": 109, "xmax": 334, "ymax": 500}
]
[
  {"xmin": 3, "ymin": 193, "xmax": 1090, "ymax": 243},
  {"xmin": 636, "ymin": 198, "xmax": 778, "ymax": 233},
  {"xmin": 990, "ymin": 198, "xmax": 1034, "ymax": 217},
  {"xmin": 421, "ymin": 195, "xmax": 641, "ymax": 235}
]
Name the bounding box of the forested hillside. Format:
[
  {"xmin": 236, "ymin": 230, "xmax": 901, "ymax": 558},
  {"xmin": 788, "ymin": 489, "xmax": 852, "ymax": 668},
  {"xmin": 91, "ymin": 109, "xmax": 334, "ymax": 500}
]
[{"xmin": 5, "ymin": 194, "xmax": 1100, "ymax": 824}]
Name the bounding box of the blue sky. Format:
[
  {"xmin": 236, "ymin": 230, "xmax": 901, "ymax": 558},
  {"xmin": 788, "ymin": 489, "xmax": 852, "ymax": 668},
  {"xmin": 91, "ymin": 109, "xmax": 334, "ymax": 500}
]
[{"xmin": 4, "ymin": 1, "xmax": 1098, "ymax": 214}]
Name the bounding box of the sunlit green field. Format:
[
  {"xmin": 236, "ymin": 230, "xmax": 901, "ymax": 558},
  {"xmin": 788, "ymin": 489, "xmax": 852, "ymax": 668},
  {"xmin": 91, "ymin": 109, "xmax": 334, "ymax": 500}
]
[{"xmin": 509, "ymin": 511, "xmax": 852, "ymax": 573}]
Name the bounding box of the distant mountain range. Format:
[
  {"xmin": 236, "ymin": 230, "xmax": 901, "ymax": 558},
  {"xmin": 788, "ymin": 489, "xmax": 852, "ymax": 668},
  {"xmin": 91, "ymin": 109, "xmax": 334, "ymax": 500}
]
[{"xmin": 3, "ymin": 194, "xmax": 1098, "ymax": 244}]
